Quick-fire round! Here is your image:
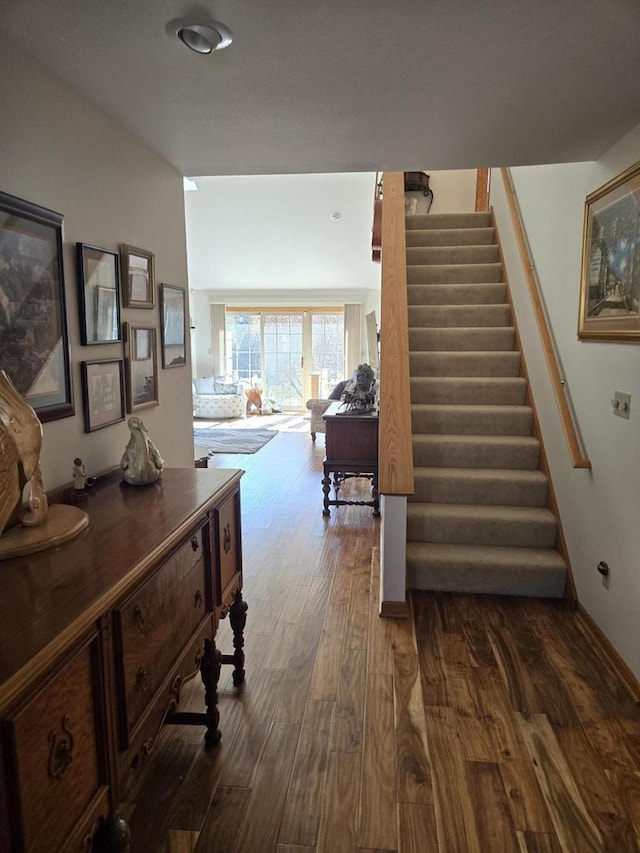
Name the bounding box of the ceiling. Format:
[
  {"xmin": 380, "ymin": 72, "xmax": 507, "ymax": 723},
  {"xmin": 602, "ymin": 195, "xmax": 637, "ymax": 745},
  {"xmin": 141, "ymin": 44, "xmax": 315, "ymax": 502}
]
[{"xmin": 2, "ymin": 1, "xmax": 640, "ymax": 177}]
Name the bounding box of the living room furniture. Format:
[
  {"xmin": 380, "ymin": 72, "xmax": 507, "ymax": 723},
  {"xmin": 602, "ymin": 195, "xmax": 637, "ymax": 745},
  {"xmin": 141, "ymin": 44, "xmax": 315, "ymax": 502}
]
[
  {"xmin": 192, "ymin": 376, "xmax": 247, "ymax": 419},
  {"xmin": 305, "ymin": 380, "xmax": 349, "ymax": 440},
  {"xmin": 321, "ymin": 401, "xmax": 379, "ymax": 516},
  {"xmin": 0, "ymin": 468, "xmax": 246, "ymax": 852}
]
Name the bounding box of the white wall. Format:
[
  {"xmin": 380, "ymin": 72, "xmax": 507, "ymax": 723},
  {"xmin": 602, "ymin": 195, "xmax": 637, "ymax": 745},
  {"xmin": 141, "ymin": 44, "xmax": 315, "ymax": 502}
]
[
  {"xmin": 427, "ymin": 169, "xmax": 477, "ymax": 214},
  {"xmin": 491, "ymin": 123, "xmax": 640, "ymax": 679},
  {"xmin": 0, "ymin": 35, "xmax": 194, "ymax": 489}
]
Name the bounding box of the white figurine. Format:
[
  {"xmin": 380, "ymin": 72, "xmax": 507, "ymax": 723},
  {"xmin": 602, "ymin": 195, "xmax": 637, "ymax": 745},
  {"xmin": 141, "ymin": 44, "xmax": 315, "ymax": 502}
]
[{"xmin": 121, "ymin": 417, "xmax": 164, "ymax": 486}]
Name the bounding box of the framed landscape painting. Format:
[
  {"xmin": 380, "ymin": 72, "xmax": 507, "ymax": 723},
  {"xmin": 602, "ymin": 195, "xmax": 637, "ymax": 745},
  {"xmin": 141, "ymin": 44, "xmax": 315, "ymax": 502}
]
[
  {"xmin": 77, "ymin": 243, "xmax": 121, "ymax": 344},
  {"xmin": 159, "ymin": 283, "xmax": 187, "ymax": 368},
  {"xmin": 578, "ymin": 160, "xmax": 640, "ymax": 342},
  {"xmin": 123, "ymin": 321, "xmax": 159, "ymax": 411},
  {"xmin": 0, "ymin": 190, "xmax": 74, "ymax": 421}
]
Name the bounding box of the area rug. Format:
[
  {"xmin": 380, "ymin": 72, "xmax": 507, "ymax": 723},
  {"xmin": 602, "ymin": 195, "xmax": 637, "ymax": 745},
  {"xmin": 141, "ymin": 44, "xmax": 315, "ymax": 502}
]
[{"xmin": 193, "ymin": 428, "xmax": 276, "ymax": 454}]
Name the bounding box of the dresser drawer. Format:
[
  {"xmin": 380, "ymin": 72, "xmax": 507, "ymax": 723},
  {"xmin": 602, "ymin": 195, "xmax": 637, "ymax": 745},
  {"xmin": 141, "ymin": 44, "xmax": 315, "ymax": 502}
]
[
  {"xmin": 3, "ymin": 637, "xmax": 107, "ymax": 853},
  {"xmin": 115, "ymin": 526, "xmax": 209, "ymax": 741},
  {"xmin": 214, "ymin": 491, "xmax": 242, "ymax": 607}
]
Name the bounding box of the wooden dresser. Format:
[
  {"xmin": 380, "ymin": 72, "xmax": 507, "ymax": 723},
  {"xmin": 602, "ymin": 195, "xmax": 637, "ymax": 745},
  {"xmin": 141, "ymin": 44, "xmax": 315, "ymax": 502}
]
[
  {"xmin": 322, "ymin": 401, "xmax": 379, "ymax": 516},
  {"xmin": 0, "ymin": 468, "xmax": 246, "ymax": 853}
]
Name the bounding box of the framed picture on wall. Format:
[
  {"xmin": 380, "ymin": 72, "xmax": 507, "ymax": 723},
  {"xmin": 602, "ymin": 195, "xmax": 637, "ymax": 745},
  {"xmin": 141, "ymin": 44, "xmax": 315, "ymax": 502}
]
[
  {"xmin": 121, "ymin": 244, "xmax": 155, "ymax": 308},
  {"xmin": 0, "ymin": 190, "xmax": 74, "ymax": 422},
  {"xmin": 77, "ymin": 243, "xmax": 121, "ymax": 344},
  {"xmin": 81, "ymin": 358, "xmax": 126, "ymax": 432},
  {"xmin": 123, "ymin": 321, "xmax": 159, "ymax": 411},
  {"xmin": 578, "ymin": 159, "xmax": 640, "ymax": 342},
  {"xmin": 159, "ymin": 283, "xmax": 187, "ymax": 368}
]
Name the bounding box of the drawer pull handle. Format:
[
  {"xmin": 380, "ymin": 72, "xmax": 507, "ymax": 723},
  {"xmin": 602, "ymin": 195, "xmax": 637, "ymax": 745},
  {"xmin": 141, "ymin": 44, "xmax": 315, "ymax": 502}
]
[
  {"xmin": 223, "ymin": 523, "xmax": 232, "ymax": 554},
  {"xmin": 133, "ymin": 605, "xmax": 145, "ymax": 631},
  {"xmin": 194, "ymin": 589, "xmax": 204, "ymax": 608},
  {"xmin": 48, "ymin": 715, "xmax": 74, "ymax": 780},
  {"xmin": 191, "ymin": 535, "xmax": 200, "ymax": 552},
  {"xmin": 136, "ymin": 667, "xmax": 149, "ymax": 693}
]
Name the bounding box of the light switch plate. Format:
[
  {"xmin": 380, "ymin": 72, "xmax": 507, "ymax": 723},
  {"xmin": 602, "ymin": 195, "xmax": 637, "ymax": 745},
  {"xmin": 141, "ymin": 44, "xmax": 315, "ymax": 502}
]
[{"xmin": 612, "ymin": 390, "xmax": 631, "ymax": 419}]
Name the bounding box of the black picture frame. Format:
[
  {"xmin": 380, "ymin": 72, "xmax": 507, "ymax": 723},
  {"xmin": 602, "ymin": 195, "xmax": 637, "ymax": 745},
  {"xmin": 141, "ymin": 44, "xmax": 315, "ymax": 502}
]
[
  {"xmin": 81, "ymin": 358, "xmax": 126, "ymax": 432},
  {"xmin": 123, "ymin": 321, "xmax": 159, "ymax": 412},
  {"xmin": 159, "ymin": 283, "xmax": 187, "ymax": 368},
  {"xmin": 121, "ymin": 244, "xmax": 155, "ymax": 309},
  {"xmin": 0, "ymin": 190, "xmax": 74, "ymax": 422},
  {"xmin": 77, "ymin": 243, "xmax": 121, "ymax": 345}
]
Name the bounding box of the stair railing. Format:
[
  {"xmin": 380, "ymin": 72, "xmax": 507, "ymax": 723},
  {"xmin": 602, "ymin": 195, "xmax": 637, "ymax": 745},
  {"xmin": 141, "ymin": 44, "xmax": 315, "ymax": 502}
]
[
  {"xmin": 378, "ymin": 172, "xmax": 414, "ymax": 496},
  {"xmin": 499, "ymin": 167, "xmax": 591, "ymax": 470}
]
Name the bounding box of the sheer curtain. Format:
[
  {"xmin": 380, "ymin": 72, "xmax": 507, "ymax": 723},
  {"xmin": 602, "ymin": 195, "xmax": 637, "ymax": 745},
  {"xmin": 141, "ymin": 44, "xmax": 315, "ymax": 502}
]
[
  {"xmin": 343, "ymin": 303, "xmax": 362, "ymax": 378},
  {"xmin": 210, "ymin": 303, "xmax": 226, "ymax": 377}
]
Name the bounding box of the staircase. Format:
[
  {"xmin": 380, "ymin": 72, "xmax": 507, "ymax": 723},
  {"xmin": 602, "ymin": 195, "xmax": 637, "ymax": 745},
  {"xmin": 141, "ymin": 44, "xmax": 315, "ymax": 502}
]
[{"xmin": 405, "ymin": 212, "xmax": 567, "ymax": 597}]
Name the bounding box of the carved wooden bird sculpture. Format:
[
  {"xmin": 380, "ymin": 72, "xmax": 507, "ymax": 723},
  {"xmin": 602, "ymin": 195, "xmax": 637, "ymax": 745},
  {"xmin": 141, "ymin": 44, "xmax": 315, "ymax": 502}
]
[{"xmin": 120, "ymin": 416, "xmax": 164, "ymax": 486}]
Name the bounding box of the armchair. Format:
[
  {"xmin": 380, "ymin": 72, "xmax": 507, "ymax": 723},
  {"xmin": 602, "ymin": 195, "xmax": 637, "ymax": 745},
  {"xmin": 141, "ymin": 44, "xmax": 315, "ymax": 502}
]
[
  {"xmin": 305, "ymin": 379, "xmax": 349, "ymax": 441},
  {"xmin": 192, "ymin": 376, "xmax": 247, "ymax": 420}
]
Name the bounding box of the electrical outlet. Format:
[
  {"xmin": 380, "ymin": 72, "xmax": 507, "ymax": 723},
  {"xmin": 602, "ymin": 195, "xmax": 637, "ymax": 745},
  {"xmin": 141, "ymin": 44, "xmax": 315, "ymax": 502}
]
[{"xmin": 612, "ymin": 390, "xmax": 631, "ymax": 419}]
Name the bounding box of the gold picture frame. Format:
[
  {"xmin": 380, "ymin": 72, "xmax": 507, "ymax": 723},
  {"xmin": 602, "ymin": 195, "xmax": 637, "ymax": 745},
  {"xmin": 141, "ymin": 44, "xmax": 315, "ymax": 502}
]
[{"xmin": 578, "ymin": 160, "xmax": 640, "ymax": 342}]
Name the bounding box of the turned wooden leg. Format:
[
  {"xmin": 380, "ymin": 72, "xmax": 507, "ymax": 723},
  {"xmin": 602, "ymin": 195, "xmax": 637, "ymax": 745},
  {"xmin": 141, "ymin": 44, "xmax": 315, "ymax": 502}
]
[
  {"xmin": 91, "ymin": 815, "xmax": 131, "ymax": 852},
  {"xmin": 311, "ymin": 431, "xmax": 316, "ymax": 441},
  {"xmin": 372, "ymin": 472, "xmax": 380, "ymax": 517},
  {"xmin": 322, "ymin": 470, "xmax": 331, "ymax": 516},
  {"xmin": 229, "ymin": 589, "xmax": 248, "ymax": 686},
  {"xmin": 200, "ymin": 637, "xmax": 222, "ymax": 747}
]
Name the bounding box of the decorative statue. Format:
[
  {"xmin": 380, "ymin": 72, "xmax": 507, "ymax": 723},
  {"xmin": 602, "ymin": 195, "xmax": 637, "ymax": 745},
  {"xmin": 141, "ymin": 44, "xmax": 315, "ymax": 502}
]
[
  {"xmin": 340, "ymin": 363, "xmax": 377, "ymax": 413},
  {"xmin": 121, "ymin": 417, "xmax": 164, "ymax": 486},
  {"xmin": 0, "ymin": 370, "xmax": 49, "ymax": 535}
]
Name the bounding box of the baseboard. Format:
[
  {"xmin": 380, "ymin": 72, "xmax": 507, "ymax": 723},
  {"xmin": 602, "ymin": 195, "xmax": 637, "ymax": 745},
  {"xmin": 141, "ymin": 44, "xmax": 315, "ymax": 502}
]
[
  {"xmin": 575, "ymin": 603, "xmax": 640, "ymax": 705},
  {"xmin": 380, "ymin": 599, "xmax": 410, "ymax": 619}
]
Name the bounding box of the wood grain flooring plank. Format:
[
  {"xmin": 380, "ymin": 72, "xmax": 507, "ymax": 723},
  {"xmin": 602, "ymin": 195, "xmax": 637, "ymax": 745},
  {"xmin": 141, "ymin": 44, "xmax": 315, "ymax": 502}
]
[
  {"xmin": 424, "ymin": 706, "xmax": 482, "ymax": 853},
  {"xmin": 465, "ymin": 761, "xmax": 520, "ymax": 853},
  {"xmin": 317, "ymin": 751, "xmax": 361, "ymax": 853},
  {"xmin": 592, "ymin": 811, "xmax": 640, "ymax": 852},
  {"xmin": 554, "ymin": 724, "xmax": 621, "ymax": 816},
  {"xmin": 331, "ymin": 647, "xmax": 367, "ymax": 752},
  {"xmin": 449, "ymin": 593, "xmax": 498, "ymax": 668},
  {"xmin": 358, "ymin": 673, "xmax": 397, "ymax": 851},
  {"xmin": 367, "ymin": 547, "xmax": 394, "ymax": 677},
  {"xmin": 278, "ymin": 700, "xmax": 333, "ymax": 847},
  {"xmin": 193, "ymin": 785, "xmax": 251, "ymax": 853},
  {"xmin": 398, "ymin": 801, "xmax": 438, "ymax": 853},
  {"xmin": 606, "ymin": 769, "xmax": 640, "ymax": 833},
  {"xmin": 516, "ymin": 830, "xmax": 563, "ymax": 852},
  {"xmin": 308, "ymin": 596, "xmax": 349, "ymax": 702},
  {"xmin": 234, "ymin": 722, "xmax": 301, "ymax": 853},
  {"xmin": 468, "ymin": 666, "xmax": 555, "ymax": 832},
  {"xmin": 391, "ymin": 615, "xmax": 433, "ymax": 804},
  {"xmin": 263, "ymin": 583, "xmax": 312, "ymax": 671},
  {"xmin": 412, "ymin": 593, "xmax": 449, "ymax": 708},
  {"xmin": 167, "ymin": 830, "xmax": 200, "ymax": 852},
  {"xmin": 517, "ymin": 712, "xmax": 604, "ymax": 852},
  {"xmin": 344, "ymin": 569, "xmax": 371, "ymax": 651},
  {"xmin": 488, "ymin": 623, "xmax": 541, "ymax": 715}
]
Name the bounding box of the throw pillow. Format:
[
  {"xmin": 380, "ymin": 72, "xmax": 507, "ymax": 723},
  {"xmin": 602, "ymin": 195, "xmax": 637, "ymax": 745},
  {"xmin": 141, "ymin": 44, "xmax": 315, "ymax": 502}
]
[
  {"xmin": 214, "ymin": 376, "xmax": 239, "ymax": 394},
  {"xmin": 194, "ymin": 376, "xmax": 215, "ymax": 395},
  {"xmin": 328, "ymin": 380, "xmax": 348, "ymax": 400}
]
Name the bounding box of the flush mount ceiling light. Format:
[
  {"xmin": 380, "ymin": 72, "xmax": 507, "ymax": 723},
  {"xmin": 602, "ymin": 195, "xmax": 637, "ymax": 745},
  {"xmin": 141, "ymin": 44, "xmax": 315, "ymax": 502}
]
[
  {"xmin": 329, "ymin": 211, "xmax": 343, "ymax": 221},
  {"xmin": 169, "ymin": 18, "xmax": 233, "ymax": 54}
]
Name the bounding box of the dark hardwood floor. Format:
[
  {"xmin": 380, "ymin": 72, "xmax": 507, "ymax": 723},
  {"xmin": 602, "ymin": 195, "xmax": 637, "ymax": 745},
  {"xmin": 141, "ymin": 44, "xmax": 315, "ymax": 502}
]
[{"xmin": 122, "ymin": 423, "xmax": 640, "ymax": 852}]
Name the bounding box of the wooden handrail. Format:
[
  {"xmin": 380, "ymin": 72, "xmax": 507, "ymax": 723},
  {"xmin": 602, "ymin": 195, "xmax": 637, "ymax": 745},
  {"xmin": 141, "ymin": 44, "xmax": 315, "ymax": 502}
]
[
  {"xmin": 499, "ymin": 167, "xmax": 591, "ymax": 469},
  {"xmin": 379, "ymin": 172, "xmax": 414, "ymax": 495}
]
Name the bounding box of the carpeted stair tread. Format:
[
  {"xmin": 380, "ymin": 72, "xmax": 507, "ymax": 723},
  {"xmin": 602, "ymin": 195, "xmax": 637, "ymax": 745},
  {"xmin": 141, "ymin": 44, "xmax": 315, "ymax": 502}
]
[
  {"xmin": 411, "ymin": 403, "xmax": 533, "ymax": 435},
  {"xmin": 405, "ymin": 227, "xmax": 496, "ymax": 247},
  {"xmin": 406, "ymin": 502, "xmax": 557, "ymax": 548},
  {"xmin": 409, "ymin": 327, "xmax": 515, "ymax": 351},
  {"xmin": 412, "ymin": 434, "xmax": 540, "ymax": 469},
  {"xmin": 407, "ymin": 245, "xmax": 500, "ymax": 266},
  {"xmin": 406, "ymin": 212, "xmax": 492, "ymax": 230},
  {"xmin": 409, "ymin": 351, "xmax": 521, "ymax": 377},
  {"xmin": 406, "ymin": 542, "xmax": 566, "ymax": 597},
  {"xmin": 410, "ymin": 376, "xmax": 526, "ymax": 405},
  {"xmin": 408, "ymin": 304, "xmax": 511, "ymax": 328},
  {"xmin": 407, "ymin": 283, "xmax": 506, "ymax": 305},
  {"xmin": 409, "ymin": 467, "xmax": 548, "ymax": 506},
  {"xmin": 407, "ymin": 262, "xmax": 503, "ymax": 285}
]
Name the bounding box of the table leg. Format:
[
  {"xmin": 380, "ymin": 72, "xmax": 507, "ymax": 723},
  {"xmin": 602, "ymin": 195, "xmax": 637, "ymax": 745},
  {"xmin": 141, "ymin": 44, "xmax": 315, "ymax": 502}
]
[
  {"xmin": 322, "ymin": 468, "xmax": 332, "ymax": 516},
  {"xmin": 200, "ymin": 637, "xmax": 222, "ymax": 747},
  {"xmin": 228, "ymin": 589, "xmax": 248, "ymax": 686}
]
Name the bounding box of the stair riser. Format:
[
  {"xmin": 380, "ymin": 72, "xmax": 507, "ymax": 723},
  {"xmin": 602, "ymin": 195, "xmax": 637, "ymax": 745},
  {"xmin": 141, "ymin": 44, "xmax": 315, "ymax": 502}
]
[
  {"xmin": 409, "ymin": 351, "xmax": 521, "ymax": 377},
  {"xmin": 409, "ymin": 328, "xmax": 515, "ymax": 352},
  {"xmin": 411, "ymin": 406, "xmax": 532, "ymax": 435},
  {"xmin": 406, "ymin": 213, "xmax": 493, "ymax": 230},
  {"xmin": 406, "ymin": 227, "xmax": 496, "ymax": 248},
  {"xmin": 407, "ymin": 513, "xmax": 557, "ymax": 549},
  {"xmin": 408, "ymin": 305, "xmax": 511, "ymax": 328},
  {"xmin": 407, "ymin": 559, "xmax": 565, "ymax": 597},
  {"xmin": 407, "ymin": 263, "xmax": 502, "ymax": 284},
  {"xmin": 409, "ymin": 474, "xmax": 548, "ymax": 506},
  {"xmin": 406, "ymin": 246, "xmax": 500, "ymax": 266},
  {"xmin": 407, "ymin": 283, "xmax": 506, "ymax": 305},
  {"xmin": 410, "ymin": 379, "xmax": 526, "ymax": 405},
  {"xmin": 412, "ymin": 439, "xmax": 540, "ymax": 469}
]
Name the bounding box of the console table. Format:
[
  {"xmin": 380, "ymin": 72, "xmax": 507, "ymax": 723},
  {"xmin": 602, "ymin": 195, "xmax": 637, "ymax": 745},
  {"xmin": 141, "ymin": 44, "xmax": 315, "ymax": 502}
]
[
  {"xmin": 0, "ymin": 468, "xmax": 246, "ymax": 853},
  {"xmin": 322, "ymin": 401, "xmax": 379, "ymax": 516}
]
